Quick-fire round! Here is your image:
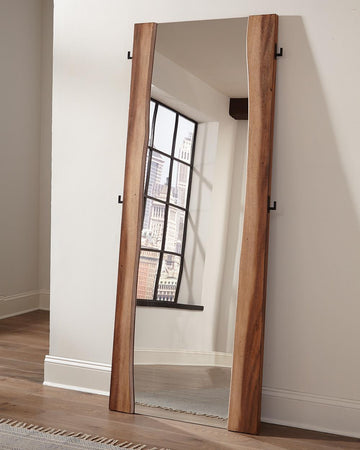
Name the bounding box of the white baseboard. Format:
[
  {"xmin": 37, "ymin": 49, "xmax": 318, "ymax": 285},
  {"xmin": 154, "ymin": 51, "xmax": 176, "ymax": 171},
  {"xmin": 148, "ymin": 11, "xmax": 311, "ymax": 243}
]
[
  {"xmin": 262, "ymin": 387, "xmax": 360, "ymax": 439},
  {"xmin": 43, "ymin": 350, "xmax": 231, "ymax": 396},
  {"xmin": 134, "ymin": 349, "xmax": 232, "ymax": 367},
  {"xmin": 43, "ymin": 354, "xmax": 360, "ymax": 439},
  {"xmin": 39, "ymin": 289, "xmax": 50, "ymax": 310},
  {"xmin": 0, "ymin": 291, "xmax": 40, "ymax": 319},
  {"xmin": 44, "ymin": 355, "xmax": 111, "ymax": 395}
]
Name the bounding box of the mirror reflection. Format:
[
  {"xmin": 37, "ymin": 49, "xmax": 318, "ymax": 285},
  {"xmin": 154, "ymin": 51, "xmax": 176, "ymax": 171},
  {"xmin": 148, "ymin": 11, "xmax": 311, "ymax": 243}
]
[{"xmin": 134, "ymin": 17, "xmax": 248, "ymax": 428}]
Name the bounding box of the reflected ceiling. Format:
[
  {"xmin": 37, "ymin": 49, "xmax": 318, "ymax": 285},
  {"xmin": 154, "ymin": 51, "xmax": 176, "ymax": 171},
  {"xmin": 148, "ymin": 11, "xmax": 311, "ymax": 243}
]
[{"xmin": 155, "ymin": 18, "xmax": 248, "ymax": 98}]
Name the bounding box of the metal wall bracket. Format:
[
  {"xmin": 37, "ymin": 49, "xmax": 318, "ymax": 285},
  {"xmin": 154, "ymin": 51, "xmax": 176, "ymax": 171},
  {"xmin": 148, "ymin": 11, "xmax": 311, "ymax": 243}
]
[
  {"xmin": 275, "ymin": 44, "xmax": 283, "ymax": 58},
  {"xmin": 267, "ymin": 196, "xmax": 277, "ymax": 212}
]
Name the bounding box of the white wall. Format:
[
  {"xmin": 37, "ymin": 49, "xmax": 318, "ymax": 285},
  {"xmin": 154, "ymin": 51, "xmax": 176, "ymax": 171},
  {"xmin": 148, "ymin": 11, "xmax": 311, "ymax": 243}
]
[
  {"xmin": 46, "ymin": 0, "xmax": 360, "ymax": 438},
  {"xmin": 39, "ymin": 0, "xmax": 53, "ymax": 309},
  {"xmin": 0, "ymin": 0, "xmax": 52, "ymax": 318},
  {"xmin": 216, "ymin": 120, "xmax": 248, "ymax": 353}
]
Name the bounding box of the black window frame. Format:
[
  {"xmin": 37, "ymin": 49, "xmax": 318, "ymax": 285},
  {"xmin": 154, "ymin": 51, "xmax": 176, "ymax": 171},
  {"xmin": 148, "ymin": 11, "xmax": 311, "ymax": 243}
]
[{"xmin": 136, "ymin": 99, "xmax": 204, "ymax": 311}]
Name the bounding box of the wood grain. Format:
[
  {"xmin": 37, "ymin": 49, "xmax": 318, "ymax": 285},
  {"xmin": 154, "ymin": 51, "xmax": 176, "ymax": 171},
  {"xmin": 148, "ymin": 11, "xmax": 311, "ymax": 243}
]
[
  {"xmin": 228, "ymin": 14, "xmax": 278, "ymax": 434},
  {"xmin": 0, "ymin": 311, "xmax": 49, "ymax": 383},
  {"xmin": 109, "ymin": 22, "xmax": 157, "ymax": 413}
]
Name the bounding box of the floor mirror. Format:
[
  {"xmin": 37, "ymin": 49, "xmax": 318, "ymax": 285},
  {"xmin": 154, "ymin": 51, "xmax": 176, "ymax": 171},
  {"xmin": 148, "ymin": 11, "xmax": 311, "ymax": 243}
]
[{"xmin": 110, "ymin": 14, "xmax": 278, "ymax": 435}]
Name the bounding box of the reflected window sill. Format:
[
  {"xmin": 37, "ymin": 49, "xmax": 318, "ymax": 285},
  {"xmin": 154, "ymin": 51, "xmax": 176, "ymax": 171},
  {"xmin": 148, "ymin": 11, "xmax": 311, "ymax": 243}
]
[{"xmin": 136, "ymin": 299, "xmax": 204, "ymax": 311}]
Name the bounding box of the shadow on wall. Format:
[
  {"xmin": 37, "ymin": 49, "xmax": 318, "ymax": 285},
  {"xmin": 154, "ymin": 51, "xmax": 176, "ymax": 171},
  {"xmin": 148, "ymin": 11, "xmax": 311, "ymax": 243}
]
[
  {"xmin": 213, "ymin": 120, "xmax": 247, "ymax": 353},
  {"xmin": 262, "ymin": 16, "xmax": 360, "ymax": 398},
  {"xmin": 181, "ymin": 122, "xmax": 214, "ymax": 305}
]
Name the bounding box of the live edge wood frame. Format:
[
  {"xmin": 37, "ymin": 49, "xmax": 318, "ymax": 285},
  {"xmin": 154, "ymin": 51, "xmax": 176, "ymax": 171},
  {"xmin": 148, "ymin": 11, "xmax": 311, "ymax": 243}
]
[{"xmin": 110, "ymin": 14, "xmax": 279, "ymax": 435}]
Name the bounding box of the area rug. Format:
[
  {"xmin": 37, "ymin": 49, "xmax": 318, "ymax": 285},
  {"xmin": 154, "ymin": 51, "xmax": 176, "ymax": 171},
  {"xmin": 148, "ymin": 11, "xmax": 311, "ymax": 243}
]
[
  {"xmin": 0, "ymin": 418, "xmax": 170, "ymax": 450},
  {"xmin": 135, "ymin": 387, "xmax": 229, "ymax": 419}
]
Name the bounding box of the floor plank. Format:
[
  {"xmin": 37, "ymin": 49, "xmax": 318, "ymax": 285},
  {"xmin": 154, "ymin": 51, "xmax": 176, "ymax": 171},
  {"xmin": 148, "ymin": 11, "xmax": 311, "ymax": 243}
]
[{"xmin": 0, "ymin": 311, "xmax": 359, "ymax": 449}]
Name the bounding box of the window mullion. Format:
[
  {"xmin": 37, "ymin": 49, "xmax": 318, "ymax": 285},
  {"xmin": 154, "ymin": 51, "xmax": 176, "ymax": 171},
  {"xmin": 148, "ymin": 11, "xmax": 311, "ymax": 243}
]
[
  {"xmin": 140, "ymin": 247, "xmax": 182, "ymax": 258},
  {"xmin": 147, "ymin": 146, "xmax": 192, "ymax": 168},
  {"xmin": 142, "ymin": 150, "xmax": 153, "ymax": 228},
  {"xmin": 153, "ymin": 113, "xmax": 179, "ymax": 302},
  {"xmin": 143, "ymin": 194, "xmax": 187, "ymax": 212},
  {"xmin": 142, "ymin": 102, "xmax": 158, "ymax": 229},
  {"xmin": 149, "ymin": 101, "xmax": 157, "ymax": 147}
]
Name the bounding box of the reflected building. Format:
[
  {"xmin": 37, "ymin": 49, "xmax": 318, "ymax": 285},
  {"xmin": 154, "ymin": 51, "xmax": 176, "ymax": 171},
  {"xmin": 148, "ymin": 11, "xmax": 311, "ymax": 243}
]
[
  {"xmin": 137, "ymin": 251, "xmax": 159, "ymax": 300},
  {"xmin": 143, "ymin": 152, "xmax": 166, "ymax": 233},
  {"xmin": 138, "ymin": 131, "xmax": 193, "ymax": 302}
]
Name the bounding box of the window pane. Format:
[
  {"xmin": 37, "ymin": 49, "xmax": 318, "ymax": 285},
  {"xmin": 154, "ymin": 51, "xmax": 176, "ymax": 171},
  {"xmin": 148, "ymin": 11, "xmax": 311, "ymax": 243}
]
[
  {"xmin": 165, "ymin": 206, "xmax": 185, "ymax": 253},
  {"xmin": 170, "ymin": 160, "xmax": 190, "ymax": 208},
  {"xmin": 137, "ymin": 251, "xmax": 160, "ymax": 300},
  {"xmin": 142, "ymin": 199, "xmax": 165, "ymax": 250},
  {"xmin": 148, "ymin": 101, "xmax": 155, "ymax": 145},
  {"xmin": 153, "ymin": 105, "xmax": 176, "ymax": 154},
  {"xmin": 147, "ymin": 151, "xmax": 170, "ymax": 201},
  {"xmin": 174, "ymin": 116, "xmax": 195, "ymax": 163},
  {"xmin": 156, "ymin": 254, "xmax": 181, "ymax": 302}
]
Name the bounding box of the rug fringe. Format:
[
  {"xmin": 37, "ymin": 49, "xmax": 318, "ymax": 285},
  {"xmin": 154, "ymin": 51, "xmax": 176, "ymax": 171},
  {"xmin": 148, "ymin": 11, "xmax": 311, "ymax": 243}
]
[
  {"xmin": 135, "ymin": 401, "xmax": 228, "ymax": 421},
  {"xmin": 0, "ymin": 418, "xmax": 170, "ymax": 449}
]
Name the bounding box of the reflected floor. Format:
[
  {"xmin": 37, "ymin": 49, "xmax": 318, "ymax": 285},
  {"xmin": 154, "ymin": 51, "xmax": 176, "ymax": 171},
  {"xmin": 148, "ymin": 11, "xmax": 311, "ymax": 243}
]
[{"xmin": 134, "ymin": 365, "xmax": 231, "ymax": 428}]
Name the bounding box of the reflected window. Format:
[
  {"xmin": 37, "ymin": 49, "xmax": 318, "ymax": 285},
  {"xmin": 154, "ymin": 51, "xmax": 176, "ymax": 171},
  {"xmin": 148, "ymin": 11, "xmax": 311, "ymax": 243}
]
[{"xmin": 137, "ymin": 99, "xmax": 197, "ymax": 304}]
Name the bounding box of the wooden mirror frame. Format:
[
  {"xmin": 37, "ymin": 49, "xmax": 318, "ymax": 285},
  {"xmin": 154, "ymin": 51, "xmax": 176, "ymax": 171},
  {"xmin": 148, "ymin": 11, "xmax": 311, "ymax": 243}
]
[{"xmin": 110, "ymin": 14, "xmax": 278, "ymax": 435}]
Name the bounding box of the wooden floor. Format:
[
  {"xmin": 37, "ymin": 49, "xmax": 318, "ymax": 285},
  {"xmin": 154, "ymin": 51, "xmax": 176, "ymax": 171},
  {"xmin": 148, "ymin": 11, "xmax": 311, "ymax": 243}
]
[
  {"xmin": 135, "ymin": 365, "xmax": 230, "ymax": 428},
  {"xmin": 1, "ymin": 311, "xmax": 360, "ymax": 450}
]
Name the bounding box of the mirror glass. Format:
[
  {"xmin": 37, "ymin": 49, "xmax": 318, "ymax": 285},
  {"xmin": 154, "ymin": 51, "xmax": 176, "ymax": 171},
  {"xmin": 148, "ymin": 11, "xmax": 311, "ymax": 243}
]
[{"xmin": 134, "ymin": 17, "xmax": 248, "ymax": 428}]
